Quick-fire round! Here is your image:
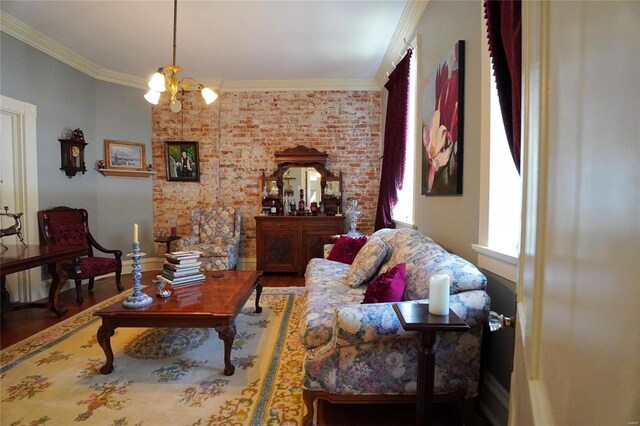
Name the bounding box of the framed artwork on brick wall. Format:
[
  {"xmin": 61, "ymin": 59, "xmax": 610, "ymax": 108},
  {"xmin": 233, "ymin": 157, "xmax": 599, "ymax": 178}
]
[
  {"xmin": 165, "ymin": 141, "xmax": 200, "ymax": 182},
  {"xmin": 421, "ymin": 40, "xmax": 465, "ymax": 196}
]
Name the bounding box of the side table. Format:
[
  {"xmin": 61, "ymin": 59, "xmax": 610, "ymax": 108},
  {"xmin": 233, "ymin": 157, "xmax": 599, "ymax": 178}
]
[
  {"xmin": 393, "ymin": 302, "xmax": 469, "ymax": 426},
  {"xmin": 154, "ymin": 235, "xmax": 181, "ymax": 253}
]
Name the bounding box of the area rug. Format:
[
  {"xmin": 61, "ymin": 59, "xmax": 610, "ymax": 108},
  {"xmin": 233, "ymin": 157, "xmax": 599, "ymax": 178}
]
[{"xmin": 0, "ymin": 287, "xmax": 307, "ymax": 426}]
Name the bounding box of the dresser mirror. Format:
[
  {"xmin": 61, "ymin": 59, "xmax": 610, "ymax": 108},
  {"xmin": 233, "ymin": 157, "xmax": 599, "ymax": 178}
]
[{"xmin": 259, "ymin": 145, "xmax": 342, "ymax": 215}]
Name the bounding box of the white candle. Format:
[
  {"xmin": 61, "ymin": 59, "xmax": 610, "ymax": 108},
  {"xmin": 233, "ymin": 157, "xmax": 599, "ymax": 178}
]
[
  {"xmin": 428, "ymin": 274, "xmax": 450, "ymax": 315},
  {"xmin": 133, "ymin": 223, "xmax": 138, "ymax": 242}
]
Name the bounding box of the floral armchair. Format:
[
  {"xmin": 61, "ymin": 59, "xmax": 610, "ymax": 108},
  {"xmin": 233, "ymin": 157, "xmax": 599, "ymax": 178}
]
[{"xmin": 176, "ymin": 206, "xmax": 241, "ymax": 271}]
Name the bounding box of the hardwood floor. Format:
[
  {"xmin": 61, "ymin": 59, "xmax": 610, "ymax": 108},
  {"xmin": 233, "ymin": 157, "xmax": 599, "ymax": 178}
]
[{"xmin": 0, "ymin": 271, "xmax": 489, "ymax": 425}]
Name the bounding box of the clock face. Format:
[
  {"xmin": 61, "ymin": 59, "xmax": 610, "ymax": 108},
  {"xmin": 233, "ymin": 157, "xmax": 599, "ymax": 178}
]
[{"xmin": 71, "ymin": 146, "xmax": 80, "ymax": 158}]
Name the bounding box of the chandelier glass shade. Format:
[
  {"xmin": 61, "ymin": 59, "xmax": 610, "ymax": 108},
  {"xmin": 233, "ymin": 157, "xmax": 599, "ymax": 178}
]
[{"xmin": 144, "ymin": 0, "xmax": 217, "ymax": 112}]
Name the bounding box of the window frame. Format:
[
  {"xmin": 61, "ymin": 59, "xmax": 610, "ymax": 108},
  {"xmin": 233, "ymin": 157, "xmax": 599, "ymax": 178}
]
[{"xmin": 474, "ymin": 25, "xmax": 520, "ymax": 282}]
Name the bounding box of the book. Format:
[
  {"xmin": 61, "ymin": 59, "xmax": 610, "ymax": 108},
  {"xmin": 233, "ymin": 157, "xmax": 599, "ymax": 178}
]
[
  {"xmin": 165, "ymin": 251, "xmax": 202, "ymax": 263},
  {"xmin": 165, "ymin": 257, "xmax": 201, "ymax": 265},
  {"xmin": 160, "ymin": 270, "xmax": 202, "ymax": 281},
  {"xmin": 163, "ymin": 260, "xmax": 202, "ymax": 271},
  {"xmin": 156, "ymin": 273, "xmax": 206, "ymax": 286}
]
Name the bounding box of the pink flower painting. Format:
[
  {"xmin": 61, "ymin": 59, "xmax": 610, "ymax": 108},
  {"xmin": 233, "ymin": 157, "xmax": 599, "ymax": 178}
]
[{"xmin": 422, "ymin": 41, "xmax": 465, "ymax": 195}]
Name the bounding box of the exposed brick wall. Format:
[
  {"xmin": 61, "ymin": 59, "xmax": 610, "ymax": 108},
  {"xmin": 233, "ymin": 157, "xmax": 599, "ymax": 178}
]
[{"xmin": 152, "ymin": 90, "xmax": 381, "ymax": 260}]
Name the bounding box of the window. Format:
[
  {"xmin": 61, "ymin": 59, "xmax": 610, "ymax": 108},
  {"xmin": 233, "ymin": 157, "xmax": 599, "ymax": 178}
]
[
  {"xmin": 392, "ymin": 44, "xmax": 417, "ymax": 227},
  {"xmin": 474, "ymin": 43, "xmax": 522, "ymax": 281},
  {"xmin": 488, "ymin": 76, "xmax": 522, "ymax": 256}
]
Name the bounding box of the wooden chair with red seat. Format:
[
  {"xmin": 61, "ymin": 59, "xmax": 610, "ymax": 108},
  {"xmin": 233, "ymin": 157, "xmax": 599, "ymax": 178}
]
[{"xmin": 37, "ymin": 206, "xmax": 123, "ymax": 305}]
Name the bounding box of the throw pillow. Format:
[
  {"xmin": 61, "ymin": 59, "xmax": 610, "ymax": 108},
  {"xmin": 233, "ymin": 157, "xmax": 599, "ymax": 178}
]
[
  {"xmin": 345, "ymin": 236, "xmax": 388, "ymax": 288},
  {"xmin": 327, "ymin": 235, "xmax": 368, "ymax": 264},
  {"xmin": 362, "ymin": 263, "xmax": 406, "ymax": 304}
]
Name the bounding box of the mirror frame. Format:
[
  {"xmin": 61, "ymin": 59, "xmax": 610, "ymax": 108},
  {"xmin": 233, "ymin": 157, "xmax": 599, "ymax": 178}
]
[{"xmin": 260, "ymin": 145, "xmax": 342, "ymax": 215}]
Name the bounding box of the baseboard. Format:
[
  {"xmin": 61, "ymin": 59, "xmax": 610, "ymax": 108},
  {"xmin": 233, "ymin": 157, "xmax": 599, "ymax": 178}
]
[
  {"xmin": 479, "ymin": 372, "xmax": 510, "ymax": 426},
  {"xmin": 237, "ymin": 257, "xmax": 256, "ymax": 271}
]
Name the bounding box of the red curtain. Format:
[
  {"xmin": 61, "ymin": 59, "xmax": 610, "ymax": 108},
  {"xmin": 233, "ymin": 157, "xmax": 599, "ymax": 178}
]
[
  {"xmin": 484, "ymin": 0, "xmax": 522, "ymax": 173},
  {"xmin": 375, "ymin": 49, "xmax": 412, "ymax": 231}
]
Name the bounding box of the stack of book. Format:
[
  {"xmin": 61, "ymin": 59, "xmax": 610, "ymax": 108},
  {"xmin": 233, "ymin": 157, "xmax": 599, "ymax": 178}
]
[{"xmin": 158, "ymin": 250, "xmax": 205, "ymax": 287}]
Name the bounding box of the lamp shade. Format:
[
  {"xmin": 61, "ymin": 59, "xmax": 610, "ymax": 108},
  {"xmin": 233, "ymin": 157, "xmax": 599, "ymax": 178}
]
[
  {"xmin": 201, "ymin": 87, "xmax": 218, "ymax": 104},
  {"xmin": 144, "ymin": 90, "xmax": 161, "ymax": 105},
  {"xmin": 148, "ymin": 72, "xmax": 167, "ymax": 92}
]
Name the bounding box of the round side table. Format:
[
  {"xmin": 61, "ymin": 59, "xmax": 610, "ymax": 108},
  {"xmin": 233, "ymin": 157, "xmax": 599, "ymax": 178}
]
[{"xmin": 154, "ymin": 235, "xmax": 181, "ymax": 253}]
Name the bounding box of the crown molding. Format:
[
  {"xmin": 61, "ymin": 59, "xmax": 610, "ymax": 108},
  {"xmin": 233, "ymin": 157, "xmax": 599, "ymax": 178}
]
[
  {"xmin": 220, "ymin": 79, "xmax": 379, "ymax": 92},
  {"xmin": 1, "ymin": 11, "xmax": 147, "ymax": 89},
  {"xmin": 1, "ymin": 11, "xmax": 380, "ymax": 93},
  {"xmin": 374, "ymin": 0, "xmax": 429, "ymax": 88}
]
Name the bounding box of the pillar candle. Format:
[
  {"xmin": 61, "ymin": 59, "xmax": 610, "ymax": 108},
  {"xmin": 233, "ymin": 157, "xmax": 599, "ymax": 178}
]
[
  {"xmin": 133, "ymin": 223, "xmax": 138, "ymax": 242},
  {"xmin": 428, "ymin": 274, "xmax": 450, "ymax": 315}
]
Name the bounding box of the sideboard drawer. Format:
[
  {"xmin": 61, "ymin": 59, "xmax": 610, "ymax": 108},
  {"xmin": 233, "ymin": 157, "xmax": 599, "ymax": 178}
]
[
  {"xmin": 299, "ymin": 218, "xmax": 344, "ymax": 232},
  {"xmin": 256, "ymin": 218, "xmax": 296, "ymax": 231}
]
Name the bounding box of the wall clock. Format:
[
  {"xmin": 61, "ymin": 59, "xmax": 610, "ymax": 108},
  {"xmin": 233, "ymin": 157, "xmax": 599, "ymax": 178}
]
[{"xmin": 59, "ymin": 128, "xmax": 87, "ymax": 178}]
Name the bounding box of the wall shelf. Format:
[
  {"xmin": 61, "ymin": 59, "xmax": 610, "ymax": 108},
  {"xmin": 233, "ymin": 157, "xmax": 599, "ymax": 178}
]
[{"xmin": 98, "ymin": 168, "xmax": 155, "ymax": 178}]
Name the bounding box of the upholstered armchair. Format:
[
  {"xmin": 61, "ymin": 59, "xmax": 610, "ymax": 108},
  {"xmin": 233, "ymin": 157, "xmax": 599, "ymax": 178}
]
[
  {"xmin": 176, "ymin": 206, "xmax": 242, "ymax": 271},
  {"xmin": 37, "ymin": 206, "xmax": 123, "ymax": 305}
]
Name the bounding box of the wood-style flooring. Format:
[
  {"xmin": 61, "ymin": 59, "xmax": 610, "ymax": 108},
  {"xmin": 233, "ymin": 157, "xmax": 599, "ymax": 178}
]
[{"xmin": 0, "ymin": 272, "xmax": 489, "ymax": 425}]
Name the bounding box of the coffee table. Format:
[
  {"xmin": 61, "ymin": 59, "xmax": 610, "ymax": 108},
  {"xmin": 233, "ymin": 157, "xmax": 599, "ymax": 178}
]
[{"xmin": 94, "ymin": 270, "xmax": 263, "ymax": 376}]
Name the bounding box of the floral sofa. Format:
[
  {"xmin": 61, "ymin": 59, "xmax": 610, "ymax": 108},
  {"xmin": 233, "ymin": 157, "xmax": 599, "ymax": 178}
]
[
  {"xmin": 176, "ymin": 206, "xmax": 241, "ymax": 270},
  {"xmin": 299, "ymin": 228, "xmax": 490, "ymax": 424}
]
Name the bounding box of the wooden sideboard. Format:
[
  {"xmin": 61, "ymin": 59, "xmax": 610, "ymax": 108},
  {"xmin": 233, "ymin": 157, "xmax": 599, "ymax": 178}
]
[{"xmin": 255, "ymin": 216, "xmax": 345, "ymax": 276}]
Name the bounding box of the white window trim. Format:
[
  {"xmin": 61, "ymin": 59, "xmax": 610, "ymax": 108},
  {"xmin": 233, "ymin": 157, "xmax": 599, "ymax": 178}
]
[
  {"xmin": 474, "ymin": 15, "xmax": 519, "ymax": 282},
  {"xmin": 472, "ymin": 244, "xmax": 518, "ymax": 282}
]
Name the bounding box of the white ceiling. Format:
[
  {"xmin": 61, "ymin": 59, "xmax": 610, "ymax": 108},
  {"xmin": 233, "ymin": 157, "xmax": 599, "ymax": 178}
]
[{"xmin": 1, "ymin": 0, "xmax": 416, "ymax": 89}]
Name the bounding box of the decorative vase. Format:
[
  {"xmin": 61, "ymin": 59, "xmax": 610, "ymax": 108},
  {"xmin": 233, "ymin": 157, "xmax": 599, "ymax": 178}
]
[{"xmin": 345, "ymin": 198, "xmax": 363, "ymax": 236}]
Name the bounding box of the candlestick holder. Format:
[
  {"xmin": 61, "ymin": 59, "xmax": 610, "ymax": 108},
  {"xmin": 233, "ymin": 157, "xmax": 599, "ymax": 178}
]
[{"xmin": 122, "ymin": 241, "xmax": 153, "ymax": 308}]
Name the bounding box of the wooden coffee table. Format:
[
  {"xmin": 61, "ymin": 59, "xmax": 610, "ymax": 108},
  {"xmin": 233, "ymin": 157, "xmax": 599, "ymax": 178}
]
[{"xmin": 94, "ymin": 270, "xmax": 263, "ymax": 376}]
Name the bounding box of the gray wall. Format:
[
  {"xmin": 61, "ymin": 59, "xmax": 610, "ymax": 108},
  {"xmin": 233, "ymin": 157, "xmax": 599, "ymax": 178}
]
[
  {"xmin": 482, "ymin": 270, "xmax": 516, "ymax": 391},
  {"xmin": 0, "ymin": 33, "xmax": 152, "ymax": 253},
  {"xmin": 409, "ymin": 0, "xmax": 482, "ymax": 262}
]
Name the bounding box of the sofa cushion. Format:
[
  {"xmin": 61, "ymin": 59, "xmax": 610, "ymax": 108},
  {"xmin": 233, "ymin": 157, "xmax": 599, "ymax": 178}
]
[
  {"xmin": 345, "ymin": 236, "xmax": 388, "ymax": 288},
  {"xmin": 402, "ymin": 252, "xmax": 487, "ymax": 300},
  {"xmin": 300, "ymin": 258, "xmax": 364, "ymax": 349},
  {"xmin": 362, "ymin": 263, "xmax": 406, "ymax": 304},
  {"xmin": 327, "ymin": 235, "xmax": 368, "ymax": 264}
]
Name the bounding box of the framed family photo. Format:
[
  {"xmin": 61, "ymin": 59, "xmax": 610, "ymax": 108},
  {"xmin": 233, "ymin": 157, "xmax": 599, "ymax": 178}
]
[
  {"xmin": 104, "ymin": 140, "xmax": 146, "ymax": 171},
  {"xmin": 165, "ymin": 141, "xmax": 200, "ymax": 182}
]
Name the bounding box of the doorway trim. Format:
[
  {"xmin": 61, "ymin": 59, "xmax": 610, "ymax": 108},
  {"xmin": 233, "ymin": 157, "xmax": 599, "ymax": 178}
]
[{"xmin": 1, "ymin": 95, "xmax": 40, "ymax": 301}]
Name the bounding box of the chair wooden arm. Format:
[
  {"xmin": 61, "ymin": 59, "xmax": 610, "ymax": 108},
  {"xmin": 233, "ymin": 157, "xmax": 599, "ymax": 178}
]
[{"xmin": 86, "ymin": 232, "xmax": 122, "ymax": 260}]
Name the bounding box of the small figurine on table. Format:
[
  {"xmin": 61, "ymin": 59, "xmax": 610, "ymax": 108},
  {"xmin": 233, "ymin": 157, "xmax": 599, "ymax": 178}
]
[{"xmin": 0, "ymin": 206, "xmax": 26, "ymax": 250}]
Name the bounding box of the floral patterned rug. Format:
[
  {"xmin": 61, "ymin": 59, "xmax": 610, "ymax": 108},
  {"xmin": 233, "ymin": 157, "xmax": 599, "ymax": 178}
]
[{"xmin": 1, "ymin": 287, "xmax": 306, "ymax": 426}]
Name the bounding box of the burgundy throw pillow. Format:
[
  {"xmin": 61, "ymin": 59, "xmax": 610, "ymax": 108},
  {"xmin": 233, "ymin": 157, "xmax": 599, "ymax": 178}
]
[
  {"xmin": 362, "ymin": 263, "xmax": 406, "ymax": 304},
  {"xmin": 327, "ymin": 235, "xmax": 368, "ymax": 264}
]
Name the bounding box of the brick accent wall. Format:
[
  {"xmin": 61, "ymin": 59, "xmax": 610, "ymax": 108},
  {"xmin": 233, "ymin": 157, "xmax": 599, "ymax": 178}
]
[{"xmin": 152, "ymin": 90, "xmax": 381, "ymax": 262}]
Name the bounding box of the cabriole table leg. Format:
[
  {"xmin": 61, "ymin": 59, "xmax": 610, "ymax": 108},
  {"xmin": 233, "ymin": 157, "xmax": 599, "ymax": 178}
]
[{"xmin": 215, "ymin": 323, "xmax": 237, "ymax": 376}]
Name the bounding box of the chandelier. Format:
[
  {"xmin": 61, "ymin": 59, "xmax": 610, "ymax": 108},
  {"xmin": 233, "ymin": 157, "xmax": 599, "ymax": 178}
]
[{"xmin": 144, "ymin": 0, "xmax": 218, "ymax": 113}]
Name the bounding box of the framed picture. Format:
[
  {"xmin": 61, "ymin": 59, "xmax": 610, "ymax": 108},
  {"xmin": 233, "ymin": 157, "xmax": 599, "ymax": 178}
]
[
  {"xmin": 104, "ymin": 140, "xmax": 146, "ymax": 171},
  {"xmin": 165, "ymin": 141, "xmax": 200, "ymax": 182},
  {"xmin": 421, "ymin": 40, "xmax": 465, "ymax": 196}
]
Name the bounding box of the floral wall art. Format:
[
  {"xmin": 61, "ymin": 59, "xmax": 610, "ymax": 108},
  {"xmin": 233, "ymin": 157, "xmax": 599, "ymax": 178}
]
[{"xmin": 421, "ymin": 40, "xmax": 465, "ymax": 195}]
